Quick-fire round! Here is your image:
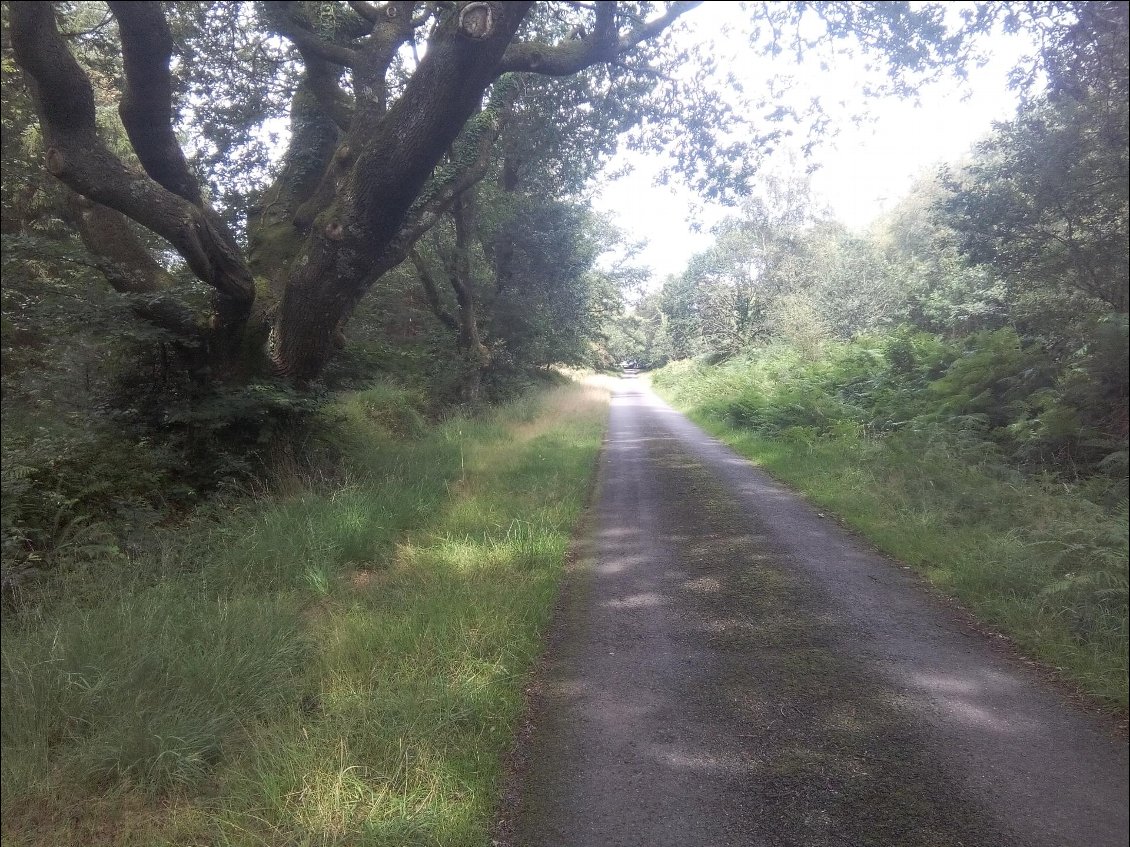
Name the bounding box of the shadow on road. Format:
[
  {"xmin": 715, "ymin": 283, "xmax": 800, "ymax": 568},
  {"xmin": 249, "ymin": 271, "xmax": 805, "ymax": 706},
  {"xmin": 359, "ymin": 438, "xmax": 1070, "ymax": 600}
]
[{"xmin": 504, "ymin": 384, "xmax": 1128, "ymax": 847}]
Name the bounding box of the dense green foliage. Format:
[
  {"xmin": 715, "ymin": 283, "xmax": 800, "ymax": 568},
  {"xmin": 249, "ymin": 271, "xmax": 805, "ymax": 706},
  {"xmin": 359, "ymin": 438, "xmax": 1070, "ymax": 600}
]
[
  {"xmin": 619, "ymin": 4, "xmax": 1128, "ymax": 484},
  {"xmin": 652, "ymin": 349, "xmax": 1128, "ymax": 708},
  {"xmin": 636, "ymin": 1, "xmax": 1128, "ymax": 711},
  {"xmin": 654, "ymin": 326, "xmax": 1127, "ymax": 487}
]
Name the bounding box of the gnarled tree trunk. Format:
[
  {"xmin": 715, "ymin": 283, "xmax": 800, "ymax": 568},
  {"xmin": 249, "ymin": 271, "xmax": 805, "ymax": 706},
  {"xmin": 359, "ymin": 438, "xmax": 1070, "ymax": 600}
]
[{"xmin": 10, "ymin": 0, "xmax": 698, "ymax": 384}]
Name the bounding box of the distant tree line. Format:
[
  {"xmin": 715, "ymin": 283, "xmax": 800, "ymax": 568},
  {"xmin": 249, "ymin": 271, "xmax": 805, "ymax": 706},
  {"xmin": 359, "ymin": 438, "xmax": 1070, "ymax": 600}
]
[{"xmin": 609, "ymin": 1, "xmax": 1127, "ymax": 480}]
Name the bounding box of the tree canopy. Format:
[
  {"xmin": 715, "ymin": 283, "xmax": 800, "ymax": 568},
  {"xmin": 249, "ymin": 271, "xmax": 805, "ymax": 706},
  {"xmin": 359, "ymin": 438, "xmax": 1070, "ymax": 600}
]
[{"xmin": 7, "ymin": 0, "xmax": 1051, "ymax": 387}]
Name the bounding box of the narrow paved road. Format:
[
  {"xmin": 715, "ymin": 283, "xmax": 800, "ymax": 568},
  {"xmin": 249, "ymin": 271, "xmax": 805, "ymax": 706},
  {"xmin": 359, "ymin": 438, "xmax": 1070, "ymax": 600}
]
[{"xmin": 506, "ymin": 380, "xmax": 1129, "ymax": 847}]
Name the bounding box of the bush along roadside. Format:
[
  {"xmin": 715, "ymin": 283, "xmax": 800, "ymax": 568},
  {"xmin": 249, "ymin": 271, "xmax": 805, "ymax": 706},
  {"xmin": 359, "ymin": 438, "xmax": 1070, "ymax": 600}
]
[
  {"xmin": 0, "ymin": 376, "xmax": 610, "ymax": 847},
  {"xmin": 651, "ymin": 336, "xmax": 1129, "ymax": 713}
]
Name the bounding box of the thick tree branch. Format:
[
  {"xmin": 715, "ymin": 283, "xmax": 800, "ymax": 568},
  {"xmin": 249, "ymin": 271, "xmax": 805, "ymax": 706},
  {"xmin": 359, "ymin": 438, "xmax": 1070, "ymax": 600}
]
[
  {"xmin": 348, "ymin": 0, "xmax": 383, "ymax": 24},
  {"xmin": 9, "ymin": 1, "xmax": 253, "ymax": 333},
  {"xmin": 445, "ymin": 197, "xmax": 477, "ymax": 342},
  {"xmin": 64, "ymin": 193, "xmax": 177, "ymax": 294},
  {"xmin": 411, "ymin": 3, "xmax": 440, "ymax": 28},
  {"xmin": 248, "ymin": 60, "xmax": 345, "ymax": 295},
  {"xmin": 359, "ymin": 0, "xmax": 417, "ymax": 39},
  {"xmin": 381, "ymin": 2, "xmax": 421, "ymax": 43},
  {"xmin": 126, "ymin": 295, "xmax": 205, "ymax": 341},
  {"xmin": 299, "ymin": 50, "xmax": 355, "ymax": 131},
  {"xmin": 497, "ymin": 1, "xmax": 699, "ymax": 77},
  {"xmin": 617, "ymin": 0, "xmax": 700, "ymax": 51},
  {"xmin": 365, "ymin": 81, "xmax": 520, "ymax": 286},
  {"xmin": 352, "ymin": 1, "xmax": 419, "ymax": 119},
  {"xmin": 107, "ymin": 1, "xmax": 202, "ymax": 205},
  {"xmin": 55, "ymin": 195, "xmax": 203, "ymax": 339},
  {"xmin": 497, "ymin": 2, "xmax": 617, "ymax": 76},
  {"xmin": 261, "ymin": 2, "xmax": 362, "ymax": 68},
  {"xmin": 409, "ymin": 248, "xmax": 460, "ymax": 332},
  {"xmin": 402, "ymin": 125, "xmax": 508, "ymax": 239},
  {"xmin": 344, "ymin": 0, "xmax": 530, "ymax": 252}
]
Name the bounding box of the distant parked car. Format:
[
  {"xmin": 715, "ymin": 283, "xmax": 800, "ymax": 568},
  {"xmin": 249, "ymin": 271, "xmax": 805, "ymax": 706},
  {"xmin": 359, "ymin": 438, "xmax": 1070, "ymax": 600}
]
[{"xmin": 621, "ymin": 363, "xmax": 640, "ymax": 378}]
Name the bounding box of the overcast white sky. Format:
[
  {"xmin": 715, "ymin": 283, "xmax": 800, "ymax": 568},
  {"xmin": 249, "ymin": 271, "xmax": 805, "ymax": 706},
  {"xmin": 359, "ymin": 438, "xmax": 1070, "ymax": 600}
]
[{"xmin": 592, "ymin": 3, "xmax": 1034, "ymax": 281}]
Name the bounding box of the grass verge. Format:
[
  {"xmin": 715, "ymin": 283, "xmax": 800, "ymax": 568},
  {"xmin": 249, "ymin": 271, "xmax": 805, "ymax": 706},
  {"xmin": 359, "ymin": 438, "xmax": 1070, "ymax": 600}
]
[
  {"xmin": 1, "ymin": 376, "xmax": 610, "ymax": 846},
  {"xmin": 651, "ymin": 360, "xmax": 1128, "ymax": 714}
]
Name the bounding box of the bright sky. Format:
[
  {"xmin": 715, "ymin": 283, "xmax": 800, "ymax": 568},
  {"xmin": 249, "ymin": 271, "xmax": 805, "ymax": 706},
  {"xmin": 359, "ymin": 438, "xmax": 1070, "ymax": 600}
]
[{"xmin": 592, "ymin": 3, "xmax": 1035, "ymax": 281}]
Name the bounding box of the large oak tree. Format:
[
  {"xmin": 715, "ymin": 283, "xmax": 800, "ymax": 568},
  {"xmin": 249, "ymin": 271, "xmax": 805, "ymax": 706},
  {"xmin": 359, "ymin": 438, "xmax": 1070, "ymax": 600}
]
[{"xmin": 9, "ymin": 0, "xmax": 700, "ymax": 381}]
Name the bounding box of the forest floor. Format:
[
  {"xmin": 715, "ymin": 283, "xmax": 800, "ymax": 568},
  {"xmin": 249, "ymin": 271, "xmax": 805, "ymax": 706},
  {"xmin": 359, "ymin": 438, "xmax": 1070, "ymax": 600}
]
[{"xmin": 498, "ymin": 379, "xmax": 1129, "ymax": 847}]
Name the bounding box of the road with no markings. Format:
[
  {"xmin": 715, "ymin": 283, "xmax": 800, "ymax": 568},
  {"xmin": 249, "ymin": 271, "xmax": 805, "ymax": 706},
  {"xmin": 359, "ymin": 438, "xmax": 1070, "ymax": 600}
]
[{"xmin": 503, "ymin": 379, "xmax": 1129, "ymax": 847}]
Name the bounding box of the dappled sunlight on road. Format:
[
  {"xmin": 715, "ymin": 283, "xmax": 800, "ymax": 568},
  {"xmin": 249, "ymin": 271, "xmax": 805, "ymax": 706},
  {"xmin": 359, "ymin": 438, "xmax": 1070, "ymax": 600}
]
[
  {"xmin": 512, "ymin": 378, "xmax": 1129, "ymax": 847},
  {"xmin": 603, "ymin": 591, "xmax": 665, "ymax": 610},
  {"xmin": 899, "ymin": 668, "xmax": 1029, "ymax": 735}
]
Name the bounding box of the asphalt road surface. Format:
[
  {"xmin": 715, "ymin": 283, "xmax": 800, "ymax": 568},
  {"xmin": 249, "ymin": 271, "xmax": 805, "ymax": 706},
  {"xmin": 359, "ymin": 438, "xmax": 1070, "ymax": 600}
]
[{"xmin": 503, "ymin": 379, "xmax": 1129, "ymax": 847}]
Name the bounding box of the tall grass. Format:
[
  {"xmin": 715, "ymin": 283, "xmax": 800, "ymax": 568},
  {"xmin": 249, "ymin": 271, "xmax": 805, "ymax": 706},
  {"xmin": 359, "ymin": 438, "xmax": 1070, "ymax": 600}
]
[
  {"xmin": 652, "ymin": 351, "xmax": 1129, "ymax": 712},
  {"xmin": 1, "ymin": 377, "xmax": 609, "ymax": 846}
]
